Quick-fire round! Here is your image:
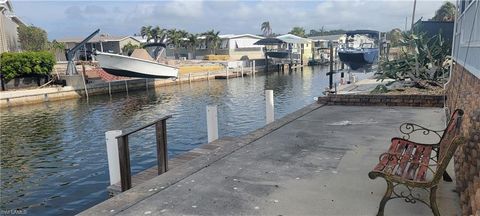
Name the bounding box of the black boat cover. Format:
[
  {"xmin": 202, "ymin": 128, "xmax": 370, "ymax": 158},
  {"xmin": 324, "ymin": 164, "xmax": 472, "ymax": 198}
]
[
  {"xmin": 345, "ymin": 30, "xmax": 379, "ymax": 38},
  {"xmin": 254, "ymin": 38, "xmax": 285, "ymax": 45}
]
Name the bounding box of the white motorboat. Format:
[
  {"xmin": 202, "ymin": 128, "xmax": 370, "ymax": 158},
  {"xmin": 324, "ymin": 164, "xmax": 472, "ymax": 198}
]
[{"xmin": 95, "ymin": 51, "xmax": 178, "ymax": 79}]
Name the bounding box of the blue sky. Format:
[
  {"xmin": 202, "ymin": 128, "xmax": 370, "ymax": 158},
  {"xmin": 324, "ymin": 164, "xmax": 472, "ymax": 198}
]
[{"xmin": 12, "ymin": 0, "xmax": 450, "ymax": 40}]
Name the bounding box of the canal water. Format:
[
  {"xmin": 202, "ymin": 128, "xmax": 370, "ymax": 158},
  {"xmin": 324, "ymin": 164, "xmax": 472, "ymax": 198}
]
[{"xmin": 0, "ymin": 66, "xmax": 370, "ymax": 215}]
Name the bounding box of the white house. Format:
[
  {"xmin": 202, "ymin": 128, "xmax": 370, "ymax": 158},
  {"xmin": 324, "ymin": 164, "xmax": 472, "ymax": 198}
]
[
  {"xmin": 452, "ymin": 0, "xmax": 479, "ymax": 77},
  {"xmin": 168, "ymin": 34, "xmax": 265, "ymax": 60},
  {"xmin": 276, "ymin": 34, "xmax": 312, "ymax": 62},
  {"xmin": 0, "ymin": 0, "xmax": 25, "ymax": 54}
]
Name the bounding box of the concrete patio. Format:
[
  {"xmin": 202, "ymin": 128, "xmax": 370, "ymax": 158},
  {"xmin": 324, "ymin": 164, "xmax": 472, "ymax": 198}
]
[{"xmin": 81, "ymin": 104, "xmax": 460, "ymax": 216}]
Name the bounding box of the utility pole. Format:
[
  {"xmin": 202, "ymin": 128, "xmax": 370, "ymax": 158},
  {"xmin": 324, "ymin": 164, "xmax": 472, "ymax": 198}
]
[{"xmin": 411, "ymin": 0, "xmax": 417, "ymax": 30}]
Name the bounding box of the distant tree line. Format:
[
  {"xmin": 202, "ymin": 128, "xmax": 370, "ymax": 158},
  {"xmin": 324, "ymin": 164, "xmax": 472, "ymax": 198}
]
[{"xmin": 139, "ymin": 25, "xmax": 222, "ymax": 57}]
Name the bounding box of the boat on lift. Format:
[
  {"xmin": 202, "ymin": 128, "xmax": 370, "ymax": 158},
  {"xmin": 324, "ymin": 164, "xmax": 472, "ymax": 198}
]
[
  {"xmin": 95, "ymin": 38, "xmax": 178, "ymax": 79},
  {"xmin": 94, "ymin": 52, "xmax": 178, "ymax": 79},
  {"xmin": 338, "ymin": 30, "xmax": 380, "ymax": 70}
]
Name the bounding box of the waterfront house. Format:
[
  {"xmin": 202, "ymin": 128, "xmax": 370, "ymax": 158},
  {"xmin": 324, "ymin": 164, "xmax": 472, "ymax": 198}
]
[
  {"xmin": 166, "ymin": 34, "xmax": 265, "ymax": 61},
  {"xmin": 276, "ymin": 34, "xmax": 312, "ymax": 63},
  {"xmin": 0, "ymin": 0, "xmax": 24, "ymax": 54},
  {"xmin": 308, "ymin": 34, "xmax": 346, "ymax": 62},
  {"xmin": 57, "ymin": 35, "xmax": 141, "ymax": 61},
  {"xmin": 445, "ymin": 0, "xmax": 480, "ymax": 215}
]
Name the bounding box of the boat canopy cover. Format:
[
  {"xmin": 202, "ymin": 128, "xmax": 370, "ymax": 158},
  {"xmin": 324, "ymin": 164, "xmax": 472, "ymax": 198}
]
[
  {"xmin": 254, "ymin": 38, "xmax": 285, "ymax": 45},
  {"xmin": 345, "ymin": 30, "xmax": 379, "ymax": 38}
]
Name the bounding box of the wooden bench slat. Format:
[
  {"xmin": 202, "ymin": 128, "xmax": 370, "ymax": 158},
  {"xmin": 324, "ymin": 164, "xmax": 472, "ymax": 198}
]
[
  {"xmin": 395, "ymin": 142, "xmax": 415, "ymax": 176},
  {"xmin": 403, "ymin": 145, "xmax": 425, "ymax": 180},
  {"xmin": 374, "ymin": 139, "xmax": 401, "ymax": 171},
  {"xmin": 384, "ymin": 141, "xmax": 407, "ymax": 174},
  {"xmin": 415, "ymin": 147, "xmax": 433, "ymax": 181}
]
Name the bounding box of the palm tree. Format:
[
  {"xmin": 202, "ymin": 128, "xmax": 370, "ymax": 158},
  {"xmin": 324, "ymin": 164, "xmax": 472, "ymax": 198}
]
[
  {"xmin": 289, "ymin": 27, "xmax": 306, "ymax": 37},
  {"xmin": 140, "ymin": 25, "xmax": 152, "ymax": 42},
  {"xmin": 187, "ymin": 33, "xmax": 199, "ymax": 58},
  {"xmin": 151, "ymin": 26, "xmax": 165, "ymax": 43},
  {"xmin": 167, "ymin": 29, "xmax": 189, "ymax": 58},
  {"xmin": 202, "ymin": 30, "xmax": 221, "ymax": 54},
  {"xmin": 261, "ymin": 21, "xmax": 272, "ymax": 37}
]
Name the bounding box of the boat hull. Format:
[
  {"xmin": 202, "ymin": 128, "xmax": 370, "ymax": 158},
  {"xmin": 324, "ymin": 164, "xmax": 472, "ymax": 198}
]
[
  {"xmin": 338, "ymin": 48, "xmax": 378, "ymax": 70},
  {"xmin": 95, "ymin": 52, "xmax": 178, "ymax": 79}
]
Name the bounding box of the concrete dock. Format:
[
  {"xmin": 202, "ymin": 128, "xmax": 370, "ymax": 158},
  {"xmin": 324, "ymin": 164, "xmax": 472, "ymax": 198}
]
[{"xmin": 80, "ymin": 104, "xmax": 460, "ymax": 215}]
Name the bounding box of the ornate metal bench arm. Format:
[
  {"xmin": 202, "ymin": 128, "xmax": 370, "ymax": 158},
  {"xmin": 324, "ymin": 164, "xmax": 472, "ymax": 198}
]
[{"xmin": 399, "ymin": 123, "xmax": 444, "ymax": 141}]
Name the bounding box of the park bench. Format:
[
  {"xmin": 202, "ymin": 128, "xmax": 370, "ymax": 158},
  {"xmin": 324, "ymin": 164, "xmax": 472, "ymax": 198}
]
[{"xmin": 368, "ymin": 109, "xmax": 464, "ymax": 216}]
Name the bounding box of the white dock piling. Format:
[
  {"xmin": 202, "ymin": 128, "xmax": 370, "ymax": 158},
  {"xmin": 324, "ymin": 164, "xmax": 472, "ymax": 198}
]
[
  {"xmin": 265, "ymin": 90, "xmax": 274, "ymax": 124},
  {"xmin": 207, "ymin": 105, "xmax": 219, "ymax": 142},
  {"xmin": 125, "ymin": 80, "xmax": 129, "ymax": 95},
  {"xmin": 226, "ymin": 67, "xmax": 229, "ymax": 79},
  {"xmin": 241, "ymin": 65, "xmax": 244, "ymax": 77},
  {"xmin": 106, "ymin": 130, "xmax": 122, "ymax": 185},
  {"xmin": 253, "ymin": 60, "xmax": 256, "ymax": 76}
]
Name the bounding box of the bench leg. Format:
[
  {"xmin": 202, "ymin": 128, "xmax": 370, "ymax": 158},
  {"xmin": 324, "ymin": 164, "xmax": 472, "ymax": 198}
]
[
  {"xmin": 442, "ymin": 171, "xmax": 452, "ymax": 182},
  {"xmin": 377, "ymin": 180, "xmax": 393, "ymax": 216},
  {"xmin": 430, "ymin": 186, "xmax": 440, "ymax": 216}
]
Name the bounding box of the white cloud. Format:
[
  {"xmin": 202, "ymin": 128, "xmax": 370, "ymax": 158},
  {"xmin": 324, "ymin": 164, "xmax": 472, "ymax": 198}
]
[
  {"xmin": 13, "ymin": 0, "xmax": 453, "ymax": 39},
  {"xmin": 164, "ymin": 0, "xmax": 204, "ymax": 17}
]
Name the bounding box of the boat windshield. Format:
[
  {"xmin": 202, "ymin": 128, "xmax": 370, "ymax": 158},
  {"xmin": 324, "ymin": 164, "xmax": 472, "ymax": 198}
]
[{"xmin": 361, "ymin": 43, "xmax": 374, "ymax": 49}]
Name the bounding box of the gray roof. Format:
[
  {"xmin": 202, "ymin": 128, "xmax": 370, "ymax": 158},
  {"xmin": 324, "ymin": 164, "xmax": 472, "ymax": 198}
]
[
  {"xmin": 308, "ymin": 34, "xmax": 344, "ymax": 41},
  {"xmin": 57, "ymin": 35, "xmax": 140, "ymax": 43}
]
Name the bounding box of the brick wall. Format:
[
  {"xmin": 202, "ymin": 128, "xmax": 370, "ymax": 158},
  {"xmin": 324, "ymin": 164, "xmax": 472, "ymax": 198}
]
[
  {"xmin": 317, "ymin": 94, "xmax": 444, "ymax": 107},
  {"xmin": 446, "ymin": 63, "xmax": 480, "ymax": 216}
]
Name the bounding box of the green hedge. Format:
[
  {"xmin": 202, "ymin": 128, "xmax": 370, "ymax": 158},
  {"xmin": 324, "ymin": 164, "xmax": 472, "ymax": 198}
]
[{"xmin": 0, "ymin": 51, "xmax": 56, "ymax": 82}]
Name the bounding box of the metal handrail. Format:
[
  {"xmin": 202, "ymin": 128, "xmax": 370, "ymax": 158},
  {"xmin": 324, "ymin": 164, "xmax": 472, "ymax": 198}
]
[
  {"xmin": 116, "ymin": 115, "xmax": 172, "ymax": 138},
  {"xmin": 116, "ymin": 115, "xmax": 172, "ymax": 191}
]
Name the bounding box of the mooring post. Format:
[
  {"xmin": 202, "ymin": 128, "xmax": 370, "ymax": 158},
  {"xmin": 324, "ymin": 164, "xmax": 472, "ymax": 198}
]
[
  {"xmin": 125, "ymin": 80, "xmax": 129, "ymax": 96},
  {"xmin": 105, "ymin": 130, "xmax": 122, "ymax": 186},
  {"xmin": 226, "ymin": 67, "xmax": 229, "ymax": 79},
  {"xmin": 329, "ymin": 41, "xmax": 334, "ymax": 90},
  {"xmin": 155, "ymin": 119, "xmax": 168, "ymax": 174},
  {"xmin": 265, "ymin": 90, "xmax": 274, "ymax": 124},
  {"xmin": 207, "ymin": 71, "xmax": 210, "ymax": 80},
  {"xmin": 108, "ymin": 82, "xmax": 112, "ymax": 96},
  {"xmin": 241, "ymin": 65, "xmax": 244, "ymax": 77},
  {"xmin": 253, "ymin": 60, "xmax": 256, "ymax": 76},
  {"xmin": 207, "ymin": 105, "xmax": 219, "ymax": 142},
  {"xmin": 145, "ymin": 78, "xmax": 148, "ymax": 92},
  {"xmin": 117, "ymin": 134, "xmax": 132, "ymax": 191},
  {"xmin": 188, "ymin": 73, "xmax": 192, "ymax": 83}
]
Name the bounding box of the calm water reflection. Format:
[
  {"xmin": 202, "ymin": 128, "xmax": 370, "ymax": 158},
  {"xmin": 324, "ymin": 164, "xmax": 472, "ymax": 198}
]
[{"xmin": 0, "ymin": 66, "xmax": 367, "ymax": 215}]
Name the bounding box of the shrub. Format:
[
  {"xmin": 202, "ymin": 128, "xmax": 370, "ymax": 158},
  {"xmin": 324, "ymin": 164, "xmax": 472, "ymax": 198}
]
[
  {"xmin": 0, "ymin": 51, "xmax": 56, "ymax": 82},
  {"xmin": 375, "ymin": 32, "xmax": 451, "ymax": 88}
]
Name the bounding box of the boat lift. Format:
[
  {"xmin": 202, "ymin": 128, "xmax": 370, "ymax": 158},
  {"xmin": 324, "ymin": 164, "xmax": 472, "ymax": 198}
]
[{"xmin": 65, "ymin": 29, "xmax": 100, "ymax": 75}]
